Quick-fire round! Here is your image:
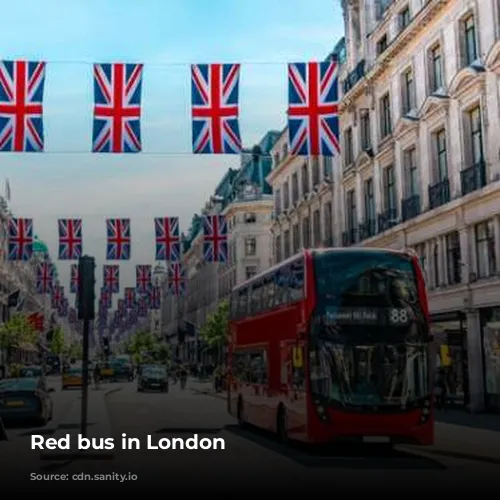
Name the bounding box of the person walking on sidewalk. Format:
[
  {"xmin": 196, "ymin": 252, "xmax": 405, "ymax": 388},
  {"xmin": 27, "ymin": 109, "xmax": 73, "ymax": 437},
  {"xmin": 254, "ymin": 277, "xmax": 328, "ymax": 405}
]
[
  {"xmin": 93, "ymin": 363, "xmax": 101, "ymax": 390},
  {"xmin": 179, "ymin": 364, "xmax": 188, "ymax": 390}
]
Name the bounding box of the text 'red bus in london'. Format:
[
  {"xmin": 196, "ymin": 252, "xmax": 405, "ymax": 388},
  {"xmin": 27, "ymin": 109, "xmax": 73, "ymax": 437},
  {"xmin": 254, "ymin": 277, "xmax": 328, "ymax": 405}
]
[{"xmin": 227, "ymin": 248, "xmax": 434, "ymax": 446}]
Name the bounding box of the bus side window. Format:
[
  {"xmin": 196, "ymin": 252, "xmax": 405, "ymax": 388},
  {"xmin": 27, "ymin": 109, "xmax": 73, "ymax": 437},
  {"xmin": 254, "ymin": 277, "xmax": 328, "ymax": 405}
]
[
  {"xmin": 261, "ymin": 279, "xmax": 270, "ymax": 313},
  {"xmin": 251, "ymin": 281, "xmax": 262, "ymax": 314},
  {"xmin": 230, "ymin": 293, "xmax": 238, "ymax": 319},
  {"xmin": 237, "ymin": 288, "xmax": 248, "ymax": 316},
  {"xmin": 249, "ymin": 350, "xmax": 267, "ymax": 384},
  {"xmin": 289, "ymin": 258, "xmax": 304, "ymax": 302},
  {"xmin": 266, "ymin": 277, "xmax": 276, "ymax": 309}
]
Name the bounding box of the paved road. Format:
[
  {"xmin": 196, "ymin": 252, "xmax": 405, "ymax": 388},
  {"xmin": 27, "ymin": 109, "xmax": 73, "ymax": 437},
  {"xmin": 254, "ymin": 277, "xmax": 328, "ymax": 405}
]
[{"xmin": 15, "ymin": 380, "xmax": 496, "ymax": 492}]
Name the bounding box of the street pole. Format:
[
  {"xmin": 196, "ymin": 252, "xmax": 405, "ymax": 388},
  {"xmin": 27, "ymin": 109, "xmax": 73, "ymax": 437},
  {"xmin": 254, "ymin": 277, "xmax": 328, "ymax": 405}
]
[{"xmin": 81, "ymin": 316, "xmax": 89, "ymax": 438}]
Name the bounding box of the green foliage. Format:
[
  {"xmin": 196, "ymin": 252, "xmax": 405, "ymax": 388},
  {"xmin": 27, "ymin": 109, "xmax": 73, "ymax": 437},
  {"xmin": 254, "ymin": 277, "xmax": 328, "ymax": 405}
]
[
  {"xmin": 49, "ymin": 326, "xmax": 65, "ymax": 354},
  {"xmin": 0, "ymin": 313, "xmax": 38, "ymax": 352},
  {"xmin": 200, "ymin": 300, "xmax": 229, "ymax": 347},
  {"xmin": 152, "ymin": 342, "xmax": 171, "ymax": 364},
  {"xmin": 66, "ymin": 341, "xmax": 83, "ymax": 360},
  {"xmin": 125, "ymin": 330, "xmax": 170, "ymax": 364}
]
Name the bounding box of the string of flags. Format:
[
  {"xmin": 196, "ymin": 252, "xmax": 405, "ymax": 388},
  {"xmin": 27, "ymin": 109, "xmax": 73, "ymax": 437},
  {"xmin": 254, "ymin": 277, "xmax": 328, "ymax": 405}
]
[
  {"xmin": 0, "ymin": 60, "xmax": 340, "ymax": 156},
  {"xmin": 18, "ymin": 214, "xmax": 228, "ymax": 337}
]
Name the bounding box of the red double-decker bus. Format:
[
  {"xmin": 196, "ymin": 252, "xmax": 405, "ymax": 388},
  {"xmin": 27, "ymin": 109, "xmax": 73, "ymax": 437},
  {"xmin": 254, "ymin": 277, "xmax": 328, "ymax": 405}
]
[{"xmin": 227, "ymin": 248, "xmax": 434, "ymax": 446}]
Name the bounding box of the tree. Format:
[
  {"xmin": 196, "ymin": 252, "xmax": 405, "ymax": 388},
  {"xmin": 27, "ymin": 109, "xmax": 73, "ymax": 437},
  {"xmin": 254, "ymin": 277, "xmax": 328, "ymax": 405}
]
[
  {"xmin": 125, "ymin": 330, "xmax": 159, "ymax": 364},
  {"xmin": 0, "ymin": 313, "xmax": 38, "ymax": 364},
  {"xmin": 66, "ymin": 341, "xmax": 82, "ymax": 360},
  {"xmin": 152, "ymin": 342, "xmax": 171, "ymax": 364},
  {"xmin": 200, "ymin": 300, "xmax": 229, "ymax": 348},
  {"xmin": 49, "ymin": 326, "xmax": 65, "ymax": 355}
]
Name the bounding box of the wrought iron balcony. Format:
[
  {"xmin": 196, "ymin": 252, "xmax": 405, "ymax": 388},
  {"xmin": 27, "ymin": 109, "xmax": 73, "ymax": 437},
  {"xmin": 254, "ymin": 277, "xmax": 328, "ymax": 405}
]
[
  {"xmin": 359, "ymin": 219, "xmax": 376, "ymax": 240},
  {"xmin": 343, "ymin": 60, "xmax": 365, "ymax": 94},
  {"xmin": 428, "ymin": 178, "xmax": 450, "ymax": 210},
  {"xmin": 401, "ymin": 194, "xmax": 421, "ymax": 222},
  {"xmin": 377, "ymin": 208, "xmax": 398, "ymax": 233},
  {"xmin": 342, "ymin": 228, "xmax": 358, "ymax": 247},
  {"xmin": 461, "ymin": 161, "xmax": 486, "ymax": 196}
]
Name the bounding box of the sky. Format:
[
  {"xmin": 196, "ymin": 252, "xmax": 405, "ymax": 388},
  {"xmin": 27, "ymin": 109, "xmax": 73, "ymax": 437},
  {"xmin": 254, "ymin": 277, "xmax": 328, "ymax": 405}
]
[{"xmin": 1, "ymin": 0, "xmax": 344, "ymax": 298}]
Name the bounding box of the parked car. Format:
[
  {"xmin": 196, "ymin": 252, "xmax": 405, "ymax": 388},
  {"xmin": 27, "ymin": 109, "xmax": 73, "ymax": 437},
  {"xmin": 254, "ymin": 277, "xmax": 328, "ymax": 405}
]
[{"xmin": 0, "ymin": 377, "xmax": 54, "ymax": 425}]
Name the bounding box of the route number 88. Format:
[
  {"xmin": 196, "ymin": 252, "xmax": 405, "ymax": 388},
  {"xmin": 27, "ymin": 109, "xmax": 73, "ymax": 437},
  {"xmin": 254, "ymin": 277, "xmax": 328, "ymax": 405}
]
[{"xmin": 390, "ymin": 308, "xmax": 408, "ymax": 324}]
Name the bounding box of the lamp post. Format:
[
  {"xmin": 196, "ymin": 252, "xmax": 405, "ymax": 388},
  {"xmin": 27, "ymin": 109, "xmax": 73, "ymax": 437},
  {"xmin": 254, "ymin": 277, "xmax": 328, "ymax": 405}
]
[{"xmin": 152, "ymin": 263, "xmax": 166, "ymax": 338}]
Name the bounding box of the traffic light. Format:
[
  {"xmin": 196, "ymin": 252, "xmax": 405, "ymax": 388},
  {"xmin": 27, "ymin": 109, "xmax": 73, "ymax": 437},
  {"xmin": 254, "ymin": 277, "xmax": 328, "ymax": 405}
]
[{"xmin": 77, "ymin": 255, "xmax": 96, "ymax": 320}]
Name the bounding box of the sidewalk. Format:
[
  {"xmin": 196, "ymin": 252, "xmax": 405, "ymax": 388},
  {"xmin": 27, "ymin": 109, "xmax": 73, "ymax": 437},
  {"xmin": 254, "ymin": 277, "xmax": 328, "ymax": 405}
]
[{"xmin": 40, "ymin": 383, "xmax": 122, "ymax": 460}]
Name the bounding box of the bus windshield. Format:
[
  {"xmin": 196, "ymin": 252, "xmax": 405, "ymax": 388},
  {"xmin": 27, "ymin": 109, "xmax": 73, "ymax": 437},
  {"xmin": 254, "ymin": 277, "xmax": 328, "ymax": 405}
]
[{"xmin": 310, "ymin": 250, "xmax": 429, "ymax": 408}]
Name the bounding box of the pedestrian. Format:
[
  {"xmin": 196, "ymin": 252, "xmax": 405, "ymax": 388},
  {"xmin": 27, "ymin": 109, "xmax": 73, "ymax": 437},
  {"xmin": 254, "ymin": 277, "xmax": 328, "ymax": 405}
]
[
  {"xmin": 435, "ymin": 369, "xmax": 447, "ymax": 411},
  {"xmin": 179, "ymin": 364, "xmax": 188, "ymax": 390},
  {"xmin": 93, "ymin": 362, "xmax": 101, "ymax": 390}
]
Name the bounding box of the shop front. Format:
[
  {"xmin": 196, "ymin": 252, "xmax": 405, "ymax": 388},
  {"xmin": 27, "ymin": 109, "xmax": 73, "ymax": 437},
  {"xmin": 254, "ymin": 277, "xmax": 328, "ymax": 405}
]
[
  {"xmin": 431, "ymin": 311, "xmax": 470, "ymax": 408},
  {"xmin": 480, "ymin": 306, "xmax": 500, "ymax": 412}
]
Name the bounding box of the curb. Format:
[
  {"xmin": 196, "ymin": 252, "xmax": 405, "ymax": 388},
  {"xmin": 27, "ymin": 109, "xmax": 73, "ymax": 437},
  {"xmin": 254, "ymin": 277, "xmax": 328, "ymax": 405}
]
[{"xmin": 401, "ymin": 446, "xmax": 500, "ymax": 464}]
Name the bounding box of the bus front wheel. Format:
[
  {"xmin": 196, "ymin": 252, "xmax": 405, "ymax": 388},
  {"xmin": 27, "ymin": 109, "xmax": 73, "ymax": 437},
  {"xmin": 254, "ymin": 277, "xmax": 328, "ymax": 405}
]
[{"xmin": 277, "ymin": 406, "xmax": 288, "ymax": 444}]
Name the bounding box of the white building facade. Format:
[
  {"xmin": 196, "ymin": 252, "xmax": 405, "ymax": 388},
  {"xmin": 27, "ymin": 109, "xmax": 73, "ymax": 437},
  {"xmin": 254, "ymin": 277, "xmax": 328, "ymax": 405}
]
[{"xmin": 340, "ymin": 0, "xmax": 500, "ymax": 411}]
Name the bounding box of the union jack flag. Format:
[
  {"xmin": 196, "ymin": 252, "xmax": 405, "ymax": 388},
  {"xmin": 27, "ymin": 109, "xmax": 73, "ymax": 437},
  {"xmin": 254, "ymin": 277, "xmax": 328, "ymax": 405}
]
[
  {"xmin": 36, "ymin": 261, "xmax": 54, "ymax": 294},
  {"xmin": 117, "ymin": 298, "xmax": 126, "ymax": 313},
  {"xmin": 58, "ymin": 297, "xmax": 69, "ymax": 318},
  {"xmin": 154, "ymin": 217, "xmax": 180, "ymax": 261},
  {"xmin": 70, "ymin": 264, "xmax": 79, "ymax": 293},
  {"xmin": 124, "ymin": 287, "xmax": 136, "ymax": 309},
  {"xmin": 0, "ymin": 60, "xmax": 46, "ymax": 152},
  {"xmin": 168, "ymin": 263, "xmax": 186, "ymax": 296},
  {"xmin": 149, "ymin": 286, "xmax": 161, "ymax": 310},
  {"xmin": 287, "ymin": 61, "xmax": 339, "ymax": 157},
  {"xmin": 58, "ymin": 218, "xmax": 82, "ymax": 260},
  {"xmin": 100, "ymin": 287, "xmax": 112, "ymax": 309},
  {"xmin": 51, "ymin": 285, "xmax": 63, "ymax": 309},
  {"xmin": 137, "ymin": 298, "xmax": 148, "ymax": 317},
  {"xmin": 202, "ymin": 215, "xmax": 227, "ymax": 262},
  {"xmin": 103, "ymin": 264, "xmax": 120, "ymax": 293},
  {"xmin": 136, "ymin": 265, "xmax": 151, "ymax": 293},
  {"xmin": 92, "ymin": 63, "xmax": 143, "ymax": 153},
  {"xmin": 191, "ymin": 64, "xmax": 241, "ymax": 154},
  {"xmin": 8, "ymin": 217, "xmax": 33, "ymax": 261},
  {"xmin": 106, "ymin": 218, "xmax": 131, "ymax": 260}
]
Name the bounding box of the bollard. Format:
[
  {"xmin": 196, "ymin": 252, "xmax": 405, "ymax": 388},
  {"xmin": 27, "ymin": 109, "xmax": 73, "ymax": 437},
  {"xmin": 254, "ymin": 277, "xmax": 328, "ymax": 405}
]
[{"xmin": 0, "ymin": 417, "xmax": 8, "ymax": 441}]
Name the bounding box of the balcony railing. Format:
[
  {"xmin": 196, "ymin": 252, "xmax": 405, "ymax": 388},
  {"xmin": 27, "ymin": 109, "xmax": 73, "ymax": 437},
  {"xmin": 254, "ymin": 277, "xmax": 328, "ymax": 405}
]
[
  {"xmin": 342, "ymin": 228, "xmax": 358, "ymax": 246},
  {"xmin": 401, "ymin": 194, "xmax": 421, "ymax": 222},
  {"xmin": 377, "ymin": 208, "xmax": 398, "ymax": 233},
  {"xmin": 359, "ymin": 219, "xmax": 376, "ymax": 240},
  {"xmin": 428, "ymin": 178, "xmax": 450, "ymax": 210},
  {"xmin": 343, "ymin": 60, "xmax": 365, "ymax": 94},
  {"xmin": 461, "ymin": 161, "xmax": 486, "ymax": 196}
]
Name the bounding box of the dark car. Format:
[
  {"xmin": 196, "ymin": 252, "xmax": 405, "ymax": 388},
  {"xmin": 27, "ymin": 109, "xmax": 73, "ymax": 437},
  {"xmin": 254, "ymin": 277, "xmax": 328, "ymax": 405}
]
[
  {"xmin": 0, "ymin": 377, "xmax": 54, "ymax": 425},
  {"xmin": 137, "ymin": 365, "xmax": 169, "ymax": 392}
]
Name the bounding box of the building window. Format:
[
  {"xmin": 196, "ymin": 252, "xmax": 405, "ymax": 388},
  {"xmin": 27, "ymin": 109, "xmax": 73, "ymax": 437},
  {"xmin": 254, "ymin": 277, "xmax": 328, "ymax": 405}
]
[
  {"xmin": 244, "ymin": 213, "xmax": 256, "ymax": 223},
  {"xmin": 344, "ymin": 127, "xmax": 354, "ymax": 165},
  {"xmin": 313, "ymin": 209, "xmax": 321, "ymax": 246},
  {"xmin": 360, "ymin": 109, "xmax": 371, "ymax": 150},
  {"xmin": 475, "ymin": 220, "xmax": 496, "ymax": 278},
  {"xmin": 429, "ymin": 44, "xmax": 443, "ymax": 92},
  {"xmin": 292, "ymin": 172, "xmax": 299, "ymax": 203},
  {"xmin": 274, "ymin": 188, "xmax": 281, "ymax": 215},
  {"xmin": 273, "ymin": 152, "xmax": 280, "ymax": 167},
  {"xmin": 462, "ymin": 14, "xmax": 478, "ymax": 66},
  {"xmin": 383, "ymin": 165, "xmax": 396, "ymax": 212},
  {"xmin": 245, "ymin": 237, "xmax": 256, "ymax": 256},
  {"xmin": 283, "ymin": 181, "xmax": 290, "ymax": 210},
  {"xmin": 377, "ymin": 34, "xmax": 388, "ymax": 56},
  {"xmin": 446, "ymin": 232, "xmax": 461, "ymax": 284},
  {"xmin": 302, "ymin": 217, "xmax": 310, "ymax": 248},
  {"xmin": 399, "ymin": 5, "xmax": 411, "ymax": 30},
  {"xmin": 323, "ymin": 202, "xmax": 332, "ymax": 244},
  {"xmin": 404, "ymin": 147, "xmax": 418, "ymax": 196},
  {"xmin": 283, "ymin": 229, "xmax": 290, "ymax": 259},
  {"xmin": 275, "ymin": 234, "xmax": 282, "ymax": 263},
  {"xmin": 311, "ymin": 156, "xmax": 320, "ymax": 186},
  {"xmin": 301, "ymin": 163, "xmax": 309, "ymax": 195},
  {"xmin": 435, "ymin": 129, "xmax": 448, "ymax": 182},
  {"xmin": 245, "ymin": 266, "xmax": 257, "ymax": 280},
  {"xmin": 433, "ymin": 243, "xmax": 440, "ymax": 287},
  {"xmin": 380, "ymin": 93, "xmax": 392, "ymax": 139},
  {"xmin": 469, "ymin": 106, "xmax": 484, "ymax": 165},
  {"xmin": 292, "ymin": 223, "xmax": 300, "ymax": 253},
  {"xmin": 401, "ymin": 67, "xmax": 415, "ymax": 114},
  {"xmin": 346, "ymin": 189, "xmax": 356, "ymax": 231},
  {"xmin": 363, "ymin": 178, "xmax": 375, "ymax": 223},
  {"xmin": 323, "ymin": 156, "xmax": 333, "ymax": 179}
]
